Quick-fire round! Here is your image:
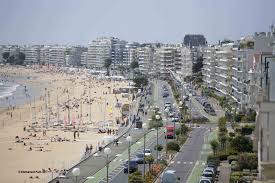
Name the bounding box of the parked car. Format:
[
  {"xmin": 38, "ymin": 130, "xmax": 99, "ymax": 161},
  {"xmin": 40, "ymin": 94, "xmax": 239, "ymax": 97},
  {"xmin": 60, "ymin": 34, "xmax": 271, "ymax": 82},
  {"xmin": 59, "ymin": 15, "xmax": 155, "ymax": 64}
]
[
  {"xmin": 123, "ymin": 160, "xmax": 138, "ymax": 173},
  {"xmin": 133, "ymin": 153, "xmax": 145, "ymax": 164},
  {"xmin": 161, "ymin": 170, "xmax": 180, "ymax": 183},
  {"xmin": 143, "ymin": 149, "xmax": 151, "ymax": 156},
  {"xmin": 163, "ymin": 92, "xmax": 169, "ymax": 98},
  {"xmin": 201, "ymin": 172, "xmax": 214, "ymax": 182},
  {"xmin": 171, "ymin": 117, "xmax": 180, "ymax": 122},
  {"xmin": 165, "ymin": 102, "xmax": 172, "ymax": 108},
  {"xmin": 198, "ymin": 178, "xmax": 212, "ymax": 183}
]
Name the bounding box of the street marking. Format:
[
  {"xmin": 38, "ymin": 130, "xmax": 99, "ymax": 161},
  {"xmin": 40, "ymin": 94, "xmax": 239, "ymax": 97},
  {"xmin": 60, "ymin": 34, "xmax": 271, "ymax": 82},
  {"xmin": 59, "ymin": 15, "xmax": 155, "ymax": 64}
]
[
  {"xmin": 171, "ymin": 161, "xmax": 174, "ymax": 164},
  {"xmin": 189, "ymin": 162, "xmax": 193, "ymax": 165},
  {"xmin": 183, "ymin": 162, "xmax": 187, "ymax": 164},
  {"xmin": 177, "ymin": 161, "xmax": 181, "ymax": 164}
]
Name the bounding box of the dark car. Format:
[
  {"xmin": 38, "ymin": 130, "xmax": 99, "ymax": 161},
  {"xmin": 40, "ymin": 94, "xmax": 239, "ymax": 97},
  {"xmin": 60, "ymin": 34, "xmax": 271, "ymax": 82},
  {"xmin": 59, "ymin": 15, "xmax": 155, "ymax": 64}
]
[
  {"xmin": 123, "ymin": 160, "xmax": 138, "ymax": 173},
  {"xmin": 133, "ymin": 153, "xmax": 145, "ymax": 164},
  {"xmin": 163, "ymin": 92, "xmax": 169, "ymax": 98}
]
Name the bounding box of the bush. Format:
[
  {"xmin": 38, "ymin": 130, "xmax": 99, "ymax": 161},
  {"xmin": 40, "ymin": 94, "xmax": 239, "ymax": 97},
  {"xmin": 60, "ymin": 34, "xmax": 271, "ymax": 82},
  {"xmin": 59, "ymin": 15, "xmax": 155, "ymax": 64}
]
[
  {"xmin": 159, "ymin": 159, "xmax": 168, "ymax": 166},
  {"xmin": 230, "ymin": 172, "xmax": 246, "ymax": 183},
  {"xmin": 238, "ymin": 153, "xmax": 257, "ymax": 171},
  {"xmin": 229, "ymin": 132, "xmax": 235, "ymax": 137},
  {"xmin": 230, "ymin": 135, "xmax": 253, "ymax": 153},
  {"xmin": 240, "ymin": 125, "xmax": 255, "ymax": 136},
  {"xmin": 228, "ymin": 155, "xmax": 239, "ymax": 164},
  {"xmin": 217, "ymin": 151, "xmax": 229, "ymax": 161},
  {"xmin": 151, "ymin": 164, "xmax": 164, "ymax": 176},
  {"xmin": 145, "ymin": 172, "xmax": 155, "ymax": 183},
  {"xmin": 166, "ymin": 141, "xmax": 180, "ymax": 152},
  {"xmin": 207, "ymin": 154, "xmax": 220, "ymax": 165},
  {"xmin": 129, "ymin": 170, "xmax": 144, "ymax": 183},
  {"xmin": 154, "ymin": 144, "xmax": 163, "ymax": 151}
]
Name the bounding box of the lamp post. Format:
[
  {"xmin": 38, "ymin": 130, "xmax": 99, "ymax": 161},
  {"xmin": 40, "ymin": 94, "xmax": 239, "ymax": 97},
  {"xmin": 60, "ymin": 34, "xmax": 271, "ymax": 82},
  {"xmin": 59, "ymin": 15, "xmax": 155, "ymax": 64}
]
[
  {"xmin": 72, "ymin": 167, "xmax": 80, "ymax": 183},
  {"xmin": 189, "ymin": 93, "xmax": 192, "ymax": 127},
  {"xmin": 126, "ymin": 135, "xmax": 132, "ymax": 181},
  {"xmin": 104, "ymin": 147, "xmax": 111, "ymax": 183},
  {"xmin": 142, "ymin": 123, "xmax": 147, "ymax": 179},
  {"xmin": 155, "ymin": 114, "xmax": 160, "ymax": 163}
]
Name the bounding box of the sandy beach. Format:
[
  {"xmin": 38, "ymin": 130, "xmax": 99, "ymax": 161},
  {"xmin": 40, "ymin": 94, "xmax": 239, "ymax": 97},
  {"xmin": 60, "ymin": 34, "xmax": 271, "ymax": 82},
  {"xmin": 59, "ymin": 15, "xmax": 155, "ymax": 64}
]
[{"xmin": 0, "ymin": 66, "xmax": 132, "ymax": 183}]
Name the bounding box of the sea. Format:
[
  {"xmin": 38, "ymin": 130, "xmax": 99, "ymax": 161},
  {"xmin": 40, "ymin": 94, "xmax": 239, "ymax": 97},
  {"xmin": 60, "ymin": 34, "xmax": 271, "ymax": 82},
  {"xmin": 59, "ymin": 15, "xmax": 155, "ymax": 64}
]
[{"xmin": 0, "ymin": 76, "xmax": 41, "ymax": 109}]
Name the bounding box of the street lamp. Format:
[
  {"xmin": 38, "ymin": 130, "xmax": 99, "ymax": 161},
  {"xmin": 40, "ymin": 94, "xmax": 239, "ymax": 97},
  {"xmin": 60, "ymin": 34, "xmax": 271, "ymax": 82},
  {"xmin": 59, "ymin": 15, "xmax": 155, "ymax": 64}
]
[
  {"xmin": 72, "ymin": 167, "xmax": 80, "ymax": 183},
  {"xmin": 126, "ymin": 135, "xmax": 132, "ymax": 181},
  {"xmin": 104, "ymin": 147, "xmax": 111, "ymax": 183},
  {"xmin": 188, "ymin": 93, "xmax": 192, "ymax": 127},
  {"xmin": 155, "ymin": 114, "xmax": 161, "ymax": 163},
  {"xmin": 142, "ymin": 123, "xmax": 147, "ymax": 178}
]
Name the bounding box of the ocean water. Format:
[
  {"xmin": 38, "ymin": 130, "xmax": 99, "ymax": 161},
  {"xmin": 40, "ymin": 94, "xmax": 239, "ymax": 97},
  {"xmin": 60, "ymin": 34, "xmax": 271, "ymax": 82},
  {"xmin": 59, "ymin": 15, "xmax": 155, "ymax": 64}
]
[{"xmin": 0, "ymin": 76, "xmax": 41, "ymax": 109}]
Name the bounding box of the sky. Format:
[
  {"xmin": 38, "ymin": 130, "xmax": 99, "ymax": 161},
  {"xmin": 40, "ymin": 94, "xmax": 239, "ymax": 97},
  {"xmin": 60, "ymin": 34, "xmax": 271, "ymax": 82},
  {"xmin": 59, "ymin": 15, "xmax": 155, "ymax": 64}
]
[{"xmin": 0, "ymin": 0, "xmax": 274, "ymax": 45}]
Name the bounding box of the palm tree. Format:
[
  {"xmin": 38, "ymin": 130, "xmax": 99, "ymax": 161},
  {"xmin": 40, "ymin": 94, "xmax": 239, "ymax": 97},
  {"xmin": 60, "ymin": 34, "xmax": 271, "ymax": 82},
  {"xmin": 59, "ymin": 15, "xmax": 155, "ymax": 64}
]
[
  {"xmin": 104, "ymin": 58, "xmax": 112, "ymax": 76},
  {"xmin": 145, "ymin": 155, "xmax": 154, "ymax": 172}
]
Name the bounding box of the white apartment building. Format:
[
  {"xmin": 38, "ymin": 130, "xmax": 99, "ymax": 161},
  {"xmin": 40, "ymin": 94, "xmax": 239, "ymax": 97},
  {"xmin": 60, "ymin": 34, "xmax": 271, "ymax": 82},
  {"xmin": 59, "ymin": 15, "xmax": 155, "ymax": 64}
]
[
  {"xmin": 154, "ymin": 47, "xmax": 175, "ymax": 78},
  {"xmin": 48, "ymin": 46, "xmax": 66, "ymax": 65},
  {"xmin": 87, "ymin": 37, "xmax": 113, "ymax": 69},
  {"xmin": 40, "ymin": 46, "xmax": 49, "ymax": 65},
  {"xmin": 136, "ymin": 46, "xmax": 154, "ymax": 75},
  {"xmin": 214, "ymin": 43, "xmax": 234, "ymax": 96},
  {"xmin": 23, "ymin": 46, "xmax": 40, "ymax": 64},
  {"xmin": 122, "ymin": 42, "xmax": 138, "ymax": 66},
  {"xmin": 111, "ymin": 39, "xmax": 126, "ymax": 68},
  {"xmin": 181, "ymin": 46, "xmax": 193, "ymax": 78},
  {"xmin": 202, "ymin": 46, "xmax": 216, "ymax": 89},
  {"xmin": 80, "ymin": 51, "xmax": 88, "ymax": 66}
]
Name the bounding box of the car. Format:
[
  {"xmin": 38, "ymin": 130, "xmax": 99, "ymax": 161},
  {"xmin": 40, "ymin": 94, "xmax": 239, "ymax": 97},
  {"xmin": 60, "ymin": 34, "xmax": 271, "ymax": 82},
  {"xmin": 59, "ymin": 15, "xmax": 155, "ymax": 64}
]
[
  {"xmin": 133, "ymin": 153, "xmax": 145, "ymax": 164},
  {"xmin": 203, "ymin": 167, "xmax": 215, "ymax": 175},
  {"xmin": 198, "ymin": 178, "xmax": 212, "ymax": 183},
  {"xmin": 201, "ymin": 172, "xmax": 214, "ymax": 182},
  {"xmin": 123, "ymin": 160, "xmax": 138, "ymax": 173},
  {"xmin": 161, "ymin": 170, "xmax": 180, "ymax": 183},
  {"xmin": 171, "ymin": 117, "xmax": 180, "ymax": 122},
  {"xmin": 165, "ymin": 131, "xmax": 176, "ymax": 139},
  {"xmin": 143, "ymin": 149, "xmax": 151, "ymax": 156},
  {"xmin": 163, "ymin": 92, "xmax": 169, "ymax": 98},
  {"xmin": 164, "ymin": 102, "xmax": 172, "ymax": 108}
]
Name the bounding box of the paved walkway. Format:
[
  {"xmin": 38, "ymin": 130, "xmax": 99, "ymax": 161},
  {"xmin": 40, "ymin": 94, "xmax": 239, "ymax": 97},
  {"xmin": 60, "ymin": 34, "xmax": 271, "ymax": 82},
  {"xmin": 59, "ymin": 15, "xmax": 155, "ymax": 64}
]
[{"xmin": 217, "ymin": 161, "xmax": 231, "ymax": 183}]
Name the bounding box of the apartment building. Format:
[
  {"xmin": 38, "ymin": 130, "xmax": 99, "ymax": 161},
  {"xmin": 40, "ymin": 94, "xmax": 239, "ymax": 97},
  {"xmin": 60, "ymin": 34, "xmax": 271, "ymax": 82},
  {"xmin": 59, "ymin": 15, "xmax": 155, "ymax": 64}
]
[
  {"xmin": 136, "ymin": 46, "xmax": 154, "ymax": 75},
  {"xmin": 23, "ymin": 46, "xmax": 40, "ymax": 64},
  {"xmin": 111, "ymin": 39, "xmax": 126, "ymax": 68},
  {"xmin": 154, "ymin": 46, "xmax": 175, "ymax": 78},
  {"xmin": 254, "ymin": 50, "xmax": 275, "ymax": 181},
  {"xmin": 65, "ymin": 46, "xmax": 84, "ymax": 66},
  {"xmin": 202, "ymin": 46, "xmax": 216, "ymax": 89},
  {"xmin": 87, "ymin": 37, "xmax": 113, "ymax": 69},
  {"xmin": 180, "ymin": 47, "xmax": 192, "ymax": 78},
  {"xmin": 122, "ymin": 42, "xmax": 139, "ymax": 67},
  {"xmin": 0, "ymin": 46, "xmax": 3, "ymax": 63},
  {"xmin": 80, "ymin": 51, "xmax": 88, "ymax": 66},
  {"xmin": 40, "ymin": 46, "xmax": 49, "ymax": 65},
  {"xmin": 48, "ymin": 46, "xmax": 66, "ymax": 65}
]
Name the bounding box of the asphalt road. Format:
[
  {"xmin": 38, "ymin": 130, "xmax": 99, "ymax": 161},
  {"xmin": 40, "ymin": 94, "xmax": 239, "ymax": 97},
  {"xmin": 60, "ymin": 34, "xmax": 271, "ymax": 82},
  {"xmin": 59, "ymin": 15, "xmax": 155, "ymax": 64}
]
[{"xmin": 155, "ymin": 124, "xmax": 212, "ymax": 183}]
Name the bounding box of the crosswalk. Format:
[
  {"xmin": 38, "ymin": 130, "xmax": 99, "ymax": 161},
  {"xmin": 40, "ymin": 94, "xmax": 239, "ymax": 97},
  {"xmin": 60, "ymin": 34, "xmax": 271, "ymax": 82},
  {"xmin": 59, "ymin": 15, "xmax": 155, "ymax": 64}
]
[{"xmin": 169, "ymin": 161, "xmax": 206, "ymax": 166}]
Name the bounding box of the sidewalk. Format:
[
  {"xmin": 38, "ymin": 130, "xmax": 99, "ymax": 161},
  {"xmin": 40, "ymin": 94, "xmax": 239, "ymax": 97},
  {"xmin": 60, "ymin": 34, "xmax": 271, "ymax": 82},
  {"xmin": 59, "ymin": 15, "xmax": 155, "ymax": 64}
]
[{"xmin": 217, "ymin": 161, "xmax": 231, "ymax": 183}]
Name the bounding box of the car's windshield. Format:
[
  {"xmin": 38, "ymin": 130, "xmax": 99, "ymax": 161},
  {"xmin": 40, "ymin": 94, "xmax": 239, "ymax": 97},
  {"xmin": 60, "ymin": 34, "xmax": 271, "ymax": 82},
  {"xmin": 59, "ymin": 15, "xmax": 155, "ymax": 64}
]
[
  {"xmin": 200, "ymin": 180, "xmax": 210, "ymax": 183},
  {"xmin": 145, "ymin": 149, "xmax": 151, "ymax": 153},
  {"xmin": 202, "ymin": 173, "xmax": 212, "ymax": 177},
  {"xmin": 136, "ymin": 154, "xmax": 144, "ymax": 158}
]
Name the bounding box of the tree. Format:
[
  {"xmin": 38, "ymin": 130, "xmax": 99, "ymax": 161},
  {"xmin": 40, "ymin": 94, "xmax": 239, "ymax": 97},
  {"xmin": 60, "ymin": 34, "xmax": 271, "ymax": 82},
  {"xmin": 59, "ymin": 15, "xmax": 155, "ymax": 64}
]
[
  {"xmin": 129, "ymin": 170, "xmax": 144, "ymax": 183},
  {"xmin": 130, "ymin": 61, "xmax": 139, "ymax": 69},
  {"xmin": 192, "ymin": 56, "xmax": 203, "ymax": 74},
  {"xmin": 104, "ymin": 58, "xmax": 112, "ymax": 76},
  {"xmin": 230, "ymin": 135, "xmax": 253, "ymax": 153},
  {"xmin": 133, "ymin": 76, "xmax": 148, "ymax": 88},
  {"xmin": 166, "ymin": 141, "xmax": 180, "ymax": 152},
  {"xmin": 145, "ymin": 155, "xmax": 154, "ymax": 172},
  {"xmin": 210, "ymin": 139, "xmax": 219, "ymax": 155}
]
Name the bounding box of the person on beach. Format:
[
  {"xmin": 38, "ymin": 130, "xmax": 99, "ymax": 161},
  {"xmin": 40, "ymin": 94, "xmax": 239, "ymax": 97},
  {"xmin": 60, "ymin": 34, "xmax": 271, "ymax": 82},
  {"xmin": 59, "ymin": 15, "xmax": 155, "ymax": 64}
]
[{"xmin": 89, "ymin": 144, "xmax": 93, "ymax": 153}]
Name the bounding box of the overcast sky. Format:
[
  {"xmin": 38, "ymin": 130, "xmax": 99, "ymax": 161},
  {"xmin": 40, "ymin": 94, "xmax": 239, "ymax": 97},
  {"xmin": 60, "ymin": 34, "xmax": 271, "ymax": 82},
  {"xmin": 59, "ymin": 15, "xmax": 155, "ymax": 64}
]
[{"xmin": 0, "ymin": 0, "xmax": 274, "ymax": 45}]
